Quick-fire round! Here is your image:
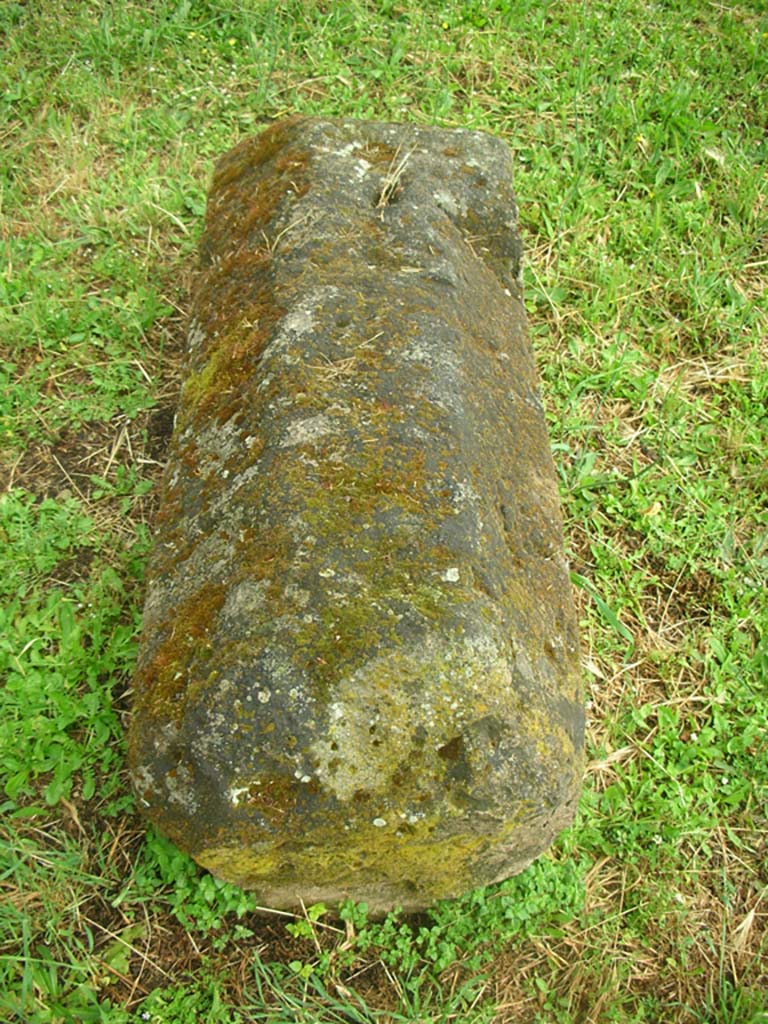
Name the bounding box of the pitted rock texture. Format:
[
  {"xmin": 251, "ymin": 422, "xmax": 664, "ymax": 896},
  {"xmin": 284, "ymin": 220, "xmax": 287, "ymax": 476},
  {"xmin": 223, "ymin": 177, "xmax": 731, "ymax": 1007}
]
[{"xmin": 128, "ymin": 116, "xmax": 584, "ymax": 914}]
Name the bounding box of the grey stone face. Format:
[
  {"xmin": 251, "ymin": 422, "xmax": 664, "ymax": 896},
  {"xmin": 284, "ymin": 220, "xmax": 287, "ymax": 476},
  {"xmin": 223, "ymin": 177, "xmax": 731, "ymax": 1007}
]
[{"xmin": 128, "ymin": 116, "xmax": 584, "ymax": 914}]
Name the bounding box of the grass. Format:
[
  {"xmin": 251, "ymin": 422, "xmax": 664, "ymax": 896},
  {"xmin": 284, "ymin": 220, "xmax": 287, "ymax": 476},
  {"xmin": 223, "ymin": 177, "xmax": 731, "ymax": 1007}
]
[{"xmin": 1, "ymin": 0, "xmax": 766, "ymax": 1020}]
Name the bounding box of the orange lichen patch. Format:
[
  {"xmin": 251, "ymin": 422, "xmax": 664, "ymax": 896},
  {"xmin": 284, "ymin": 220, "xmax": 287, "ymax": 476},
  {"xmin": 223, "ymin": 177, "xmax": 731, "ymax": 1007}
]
[
  {"xmin": 211, "ymin": 117, "xmax": 305, "ymax": 192},
  {"xmin": 201, "ymin": 118, "xmax": 312, "ymax": 262},
  {"xmin": 189, "ymin": 252, "xmax": 277, "ymax": 345},
  {"xmin": 231, "ymin": 521, "xmax": 294, "ymax": 597},
  {"xmin": 179, "ymin": 309, "xmax": 278, "ymax": 427},
  {"xmin": 308, "ymin": 443, "xmax": 431, "ymax": 519},
  {"xmin": 134, "ymin": 580, "xmax": 227, "ymax": 722}
]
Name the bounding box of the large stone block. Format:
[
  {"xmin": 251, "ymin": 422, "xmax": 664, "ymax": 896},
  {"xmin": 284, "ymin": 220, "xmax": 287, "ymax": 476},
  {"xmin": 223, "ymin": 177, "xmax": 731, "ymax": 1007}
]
[{"xmin": 128, "ymin": 116, "xmax": 584, "ymax": 914}]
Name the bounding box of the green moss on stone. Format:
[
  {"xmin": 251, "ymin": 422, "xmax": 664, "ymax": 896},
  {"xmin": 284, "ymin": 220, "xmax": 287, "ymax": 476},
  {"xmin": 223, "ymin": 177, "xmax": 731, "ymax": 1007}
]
[{"xmin": 195, "ymin": 812, "xmax": 493, "ymax": 913}]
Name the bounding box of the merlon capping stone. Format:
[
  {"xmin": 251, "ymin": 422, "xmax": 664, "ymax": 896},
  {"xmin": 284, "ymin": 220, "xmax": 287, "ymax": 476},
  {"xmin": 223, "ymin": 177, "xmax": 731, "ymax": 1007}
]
[{"xmin": 128, "ymin": 116, "xmax": 585, "ymax": 914}]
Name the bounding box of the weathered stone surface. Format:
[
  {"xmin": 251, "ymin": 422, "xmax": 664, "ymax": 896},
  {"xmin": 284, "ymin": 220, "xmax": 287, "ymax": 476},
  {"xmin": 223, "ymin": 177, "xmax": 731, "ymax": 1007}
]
[{"xmin": 128, "ymin": 116, "xmax": 584, "ymax": 914}]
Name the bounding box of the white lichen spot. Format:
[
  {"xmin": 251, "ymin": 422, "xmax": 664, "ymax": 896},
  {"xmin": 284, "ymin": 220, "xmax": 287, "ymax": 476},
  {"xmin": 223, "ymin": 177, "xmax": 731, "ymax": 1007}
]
[
  {"xmin": 164, "ymin": 764, "xmax": 199, "ymax": 812},
  {"xmin": 228, "ymin": 785, "xmax": 254, "ymax": 806},
  {"xmin": 281, "ymin": 413, "xmax": 337, "ymax": 448},
  {"xmin": 222, "ymin": 580, "xmax": 270, "ymax": 620},
  {"xmin": 433, "ymin": 188, "xmax": 464, "ymax": 218},
  {"xmin": 187, "ymin": 318, "xmax": 206, "ymax": 354},
  {"xmin": 257, "ymin": 689, "xmax": 271, "ymax": 704},
  {"xmin": 283, "ymin": 583, "xmax": 310, "ymax": 608},
  {"xmin": 335, "ymin": 141, "xmax": 364, "ymax": 158},
  {"xmin": 318, "ymin": 567, "xmax": 336, "ymax": 578},
  {"xmin": 452, "ymin": 480, "xmax": 480, "ymax": 509},
  {"xmin": 131, "ymin": 766, "xmax": 156, "ymax": 808},
  {"xmin": 372, "ymin": 817, "xmax": 387, "ymax": 828},
  {"xmin": 442, "ymin": 567, "xmax": 460, "ymax": 583},
  {"xmin": 281, "ymin": 305, "xmax": 316, "ymax": 336},
  {"xmin": 354, "ymin": 157, "xmax": 372, "ymax": 179}
]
